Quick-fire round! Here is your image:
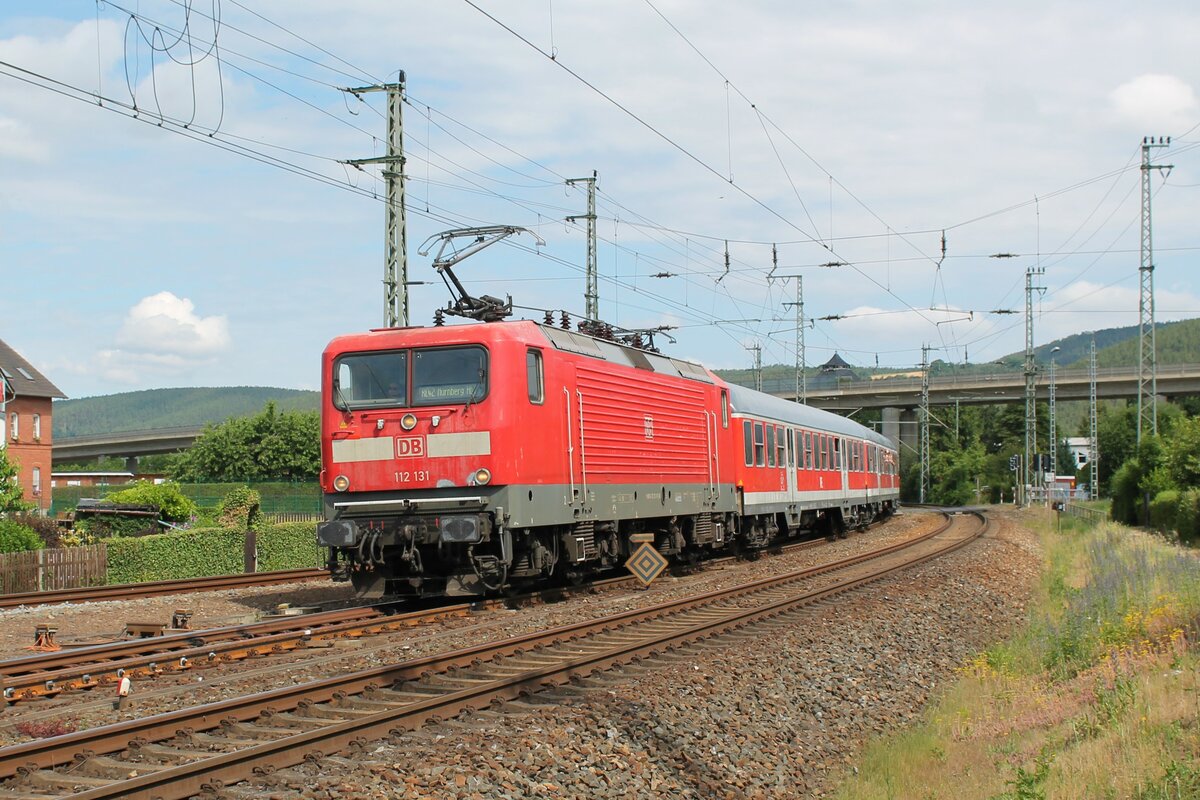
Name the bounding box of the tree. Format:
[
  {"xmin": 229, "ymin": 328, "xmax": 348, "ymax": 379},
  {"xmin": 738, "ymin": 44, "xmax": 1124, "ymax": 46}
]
[
  {"xmin": 169, "ymin": 402, "xmax": 319, "ymax": 482},
  {"xmin": 1163, "ymin": 414, "xmax": 1200, "ymax": 489},
  {"xmin": 0, "ymin": 449, "xmax": 31, "ymax": 514}
]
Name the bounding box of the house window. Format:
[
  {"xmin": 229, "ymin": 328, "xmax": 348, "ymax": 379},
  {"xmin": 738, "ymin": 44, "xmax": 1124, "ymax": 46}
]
[
  {"xmin": 9, "ymin": 412, "xmax": 16, "ymax": 441},
  {"xmin": 32, "ymin": 467, "xmax": 41, "ymax": 496},
  {"xmin": 32, "ymin": 414, "xmax": 41, "ymax": 440}
]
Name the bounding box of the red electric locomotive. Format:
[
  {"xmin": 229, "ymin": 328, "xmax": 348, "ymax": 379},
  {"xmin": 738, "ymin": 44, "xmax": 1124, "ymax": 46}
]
[{"xmin": 317, "ymin": 318, "xmax": 898, "ymax": 599}]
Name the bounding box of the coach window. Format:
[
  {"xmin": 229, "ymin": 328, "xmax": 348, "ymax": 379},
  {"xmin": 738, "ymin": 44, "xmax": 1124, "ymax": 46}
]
[
  {"xmin": 786, "ymin": 429, "xmax": 794, "ymax": 467},
  {"xmin": 822, "ymin": 435, "xmax": 830, "ymax": 470},
  {"xmin": 526, "ymin": 349, "xmax": 544, "ymax": 404},
  {"xmin": 834, "ymin": 437, "xmax": 842, "ymax": 470},
  {"xmin": 743, "ymin": 421, "xmax": 753, "ymax": 466},
  {"xmin": 754, "ymin": 422, "xmax": 765, "ymax": 466},
  {"xmin": 777, "ymin": 428, "xmax": 787, "ymax": 468},
  {"xmin": 721, "ymin": 390, "xmax": 729, "ymax": 428},
  {"xmin": 804, "ymin": 431, "xmax": 813, "ymax": 470},
  {"xmin": 766, "ymin": 425, "xmax": 776, "ymax": 467}
]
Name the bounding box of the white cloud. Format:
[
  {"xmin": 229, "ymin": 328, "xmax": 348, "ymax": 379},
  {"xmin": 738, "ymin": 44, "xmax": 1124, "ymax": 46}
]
[
  {"xmin": 1110, "ymin": 74, "xmax": 1198, "ymax": 132},
  {"xmin": 115, "ymin": 292, "xmax": 231, "ymax": 356}
]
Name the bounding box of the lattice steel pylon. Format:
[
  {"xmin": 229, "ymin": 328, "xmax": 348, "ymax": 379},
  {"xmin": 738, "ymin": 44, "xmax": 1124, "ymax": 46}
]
[
  {"xmin": 919, "ymin": 344, "xmax": 931, "ymax": 504},
  {"xmin": 1048, "ymin": 352, "xmax": 1058, "ymax": 478},
  {"xmin": 1089, "ymin": 336, "xmax": 1099, "ymax": 498},
  {"xmin": 343, "ymin": 75, "xmax": 409, "ymax": 328},
  {"xmin": 566, "ymin": 173, "xmax": 599, "ymax": 321},
  {"xmin": 788, "ymin": 277, "xmax": 807, "ymax": 403},
  {"xmin": 1023, "ymin": 267, "xmax": 1046, "ymax": 500},
  {"xmin": 745, "ymin": 342, "xmax": 763, "ymax": 392},
  {"xmin": 1138, "ymin": 136, "xmax": 1171, "ymax": 444}
]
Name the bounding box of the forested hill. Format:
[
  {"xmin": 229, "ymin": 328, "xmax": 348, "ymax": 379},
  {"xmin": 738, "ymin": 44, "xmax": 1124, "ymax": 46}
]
[
  {"xmin": 1007, "ymin": 317, "xmax": 1200, "ymax": 368},
  {"xmin": 53, "ymin": 387, "xmax": 319, "ymax": 438},
  {"xmin": 1078, "ymin": 317, "xmax": 1200, "ymax": 369}
]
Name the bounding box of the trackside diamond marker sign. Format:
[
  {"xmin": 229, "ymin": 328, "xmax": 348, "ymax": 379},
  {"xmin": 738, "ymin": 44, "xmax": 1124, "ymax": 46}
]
[{"xmin": 625, "ymin": 543, "xmax": 668, "ymax": 586}]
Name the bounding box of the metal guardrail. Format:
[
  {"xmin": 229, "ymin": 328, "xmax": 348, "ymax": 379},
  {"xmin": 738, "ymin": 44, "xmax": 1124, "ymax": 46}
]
[
  {"xmin": 1061, "ymin": 503, "xmax": 1108, "ymax": 525},
  {"xmin": 729, "ymin": 362, "xmax": 1200, "ymax": 398}
]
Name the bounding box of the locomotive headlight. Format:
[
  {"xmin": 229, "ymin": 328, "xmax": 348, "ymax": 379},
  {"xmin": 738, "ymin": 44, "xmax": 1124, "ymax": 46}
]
[
  {"xmin": 400, "ymin": 413, "xmax": 418, "ymax": 431},
  {"xmin": 472, "ymin": 468, "xmax": 492, "ymax": 486},
  {"xmin": 333, "ymin": 474, "xmax": 350, "ymax": 492}
]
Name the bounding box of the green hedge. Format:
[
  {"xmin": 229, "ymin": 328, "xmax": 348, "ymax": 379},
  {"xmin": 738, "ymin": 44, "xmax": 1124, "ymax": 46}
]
[
  {"xmin": 256, "ymin": 522, "xmax": 325, "ymax": 572},
  {"xmin": 105, "ymin": 522, "xmax": 322, "ymax": 584},
  {"xmin": 51, "ymin": 482, "xmax": 321, "ymax": 516}
]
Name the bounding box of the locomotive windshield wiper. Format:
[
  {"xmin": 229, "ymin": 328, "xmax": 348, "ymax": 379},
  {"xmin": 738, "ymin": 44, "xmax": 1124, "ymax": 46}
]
[{"xmin": 463, "ymin": 367, "xmax": 486, "ymax": 414}]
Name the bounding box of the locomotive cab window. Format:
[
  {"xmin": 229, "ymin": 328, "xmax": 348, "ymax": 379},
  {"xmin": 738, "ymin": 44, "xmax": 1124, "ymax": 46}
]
[
  {"xmin": 413, "ymin": 346, "xmax": 488, "ymax": 406},
  {"xmin": 334, "ymin": 351, "xmax": 408, "ymax": 409},
  {"xmin": 526, "ymin": 349, "xmax": 544, "ymax": 404},
  {"xmin": 721, "ymin": 390, "xmax": 729, "ymax": 428}
]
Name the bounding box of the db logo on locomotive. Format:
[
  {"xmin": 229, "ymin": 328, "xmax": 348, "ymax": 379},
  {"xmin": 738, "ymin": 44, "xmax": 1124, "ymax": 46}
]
[{"xmin": 395, "ymin": 436, "xmax": 425, "ymax": 458}]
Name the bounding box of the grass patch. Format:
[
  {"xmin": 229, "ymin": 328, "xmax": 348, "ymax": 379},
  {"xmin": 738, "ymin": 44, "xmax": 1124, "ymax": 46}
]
[{"xmin": 830, "ymin": 509, "xmax": 1200, "ymax": 800}]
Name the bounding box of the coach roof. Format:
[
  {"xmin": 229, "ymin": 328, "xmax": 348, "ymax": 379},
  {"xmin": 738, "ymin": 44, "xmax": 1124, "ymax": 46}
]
[{"xmin": 725, "ymin": 383, "xmax": 892, "ymax": 449}]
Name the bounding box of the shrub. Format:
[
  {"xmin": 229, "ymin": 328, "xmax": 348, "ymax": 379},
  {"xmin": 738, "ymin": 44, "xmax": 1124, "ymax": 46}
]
[
  {"xmin": 9, "ymin": 512, "xmax": 62, "ymax": 549},
  {"xmin": 217, "ymin": 486, "xmax": 262, "ymax": 530},
  {"xmin": 103, "ymin": 481, "xmax": 197, "ymax": 524},
  {"xmin": 1148, "ymin": 490, "xmax": 1181, "ymax": 535},
  {"xmin": 1174, "ymin": 488, "xmax": 1200, "ymax": 545},
  {"xmin": 0, "ymin": 520, "xmax": 43, "ymax": 553},
  {"xmin": 1110, "ymin": 462, "xmax": 1142, "ymax": 525}
]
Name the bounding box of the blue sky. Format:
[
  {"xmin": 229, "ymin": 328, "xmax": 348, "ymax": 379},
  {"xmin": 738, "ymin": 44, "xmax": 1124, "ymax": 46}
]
[{"xmin": 2, "ymin": 1, "xmax": 1198, "ymax": 399}]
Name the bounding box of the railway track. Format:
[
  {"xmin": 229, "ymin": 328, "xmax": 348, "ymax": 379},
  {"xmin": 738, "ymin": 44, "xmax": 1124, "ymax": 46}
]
[
  {"xmin": 0, "ymin": 533, "xmax": 833, "ymax": 704},
  {"xmin": 0, "ymin": 569, "xmax": 329, "ymax": 611},
  {"xmin": 0, "ymin": 510, "xmax": 985, "ymax": 800}
]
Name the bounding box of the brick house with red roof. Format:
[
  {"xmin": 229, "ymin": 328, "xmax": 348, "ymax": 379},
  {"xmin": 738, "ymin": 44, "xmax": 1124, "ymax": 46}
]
[{"xmin": 0, "ymin": 339, "xmax": 66, "ymax": 513}]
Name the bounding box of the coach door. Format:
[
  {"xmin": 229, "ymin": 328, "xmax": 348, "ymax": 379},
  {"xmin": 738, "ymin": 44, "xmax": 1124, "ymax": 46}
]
[
  {"xmin": 838, "ymin": 436, "xmax": 849, "ymax": 492},
  {"xmin": 786, "ymin": 428, "xmax": 798, "ymax": 499}
]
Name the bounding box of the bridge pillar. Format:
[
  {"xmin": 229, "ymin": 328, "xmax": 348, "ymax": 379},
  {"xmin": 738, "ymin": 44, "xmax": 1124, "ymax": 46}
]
[
  {"xmin": 881, "ymin": 407, "xmax": 902, "ymax": 450},
  {"xmin": 899, "ymin": 408, "xmax": 918, "ymax": 458},
  {"xmin": 125, "ymin": 456, "xmax": 139, "ymax": 474}
]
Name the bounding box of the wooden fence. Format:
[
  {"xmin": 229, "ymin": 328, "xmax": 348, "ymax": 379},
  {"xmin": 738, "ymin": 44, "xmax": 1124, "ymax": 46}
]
[{"xmin": 0, "ymin": 544, "xmax": 108, "ymax": 594}]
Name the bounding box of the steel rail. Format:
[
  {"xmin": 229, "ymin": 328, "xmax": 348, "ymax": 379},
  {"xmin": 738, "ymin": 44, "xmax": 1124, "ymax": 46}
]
[
  {"xmin": 0, "ymin": 512, "xmax": 979, "ymax": 799},
  {"xmin": 0, "ymin": 528, "xmax": 835, "ymax": 704},
  {"xmin": 0, "ymin": 568, "xmax": 329, "ymax": 610}
]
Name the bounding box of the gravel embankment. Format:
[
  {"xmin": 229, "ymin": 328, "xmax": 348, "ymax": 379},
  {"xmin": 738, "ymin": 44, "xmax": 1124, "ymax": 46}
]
[
  {"xmin": 0, "ymin": 509, "xmax": 1040, "ymax": 799},
  {"xmin": 243, "ymin": 511, "xmax": 1040, "ymax": 799}
]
